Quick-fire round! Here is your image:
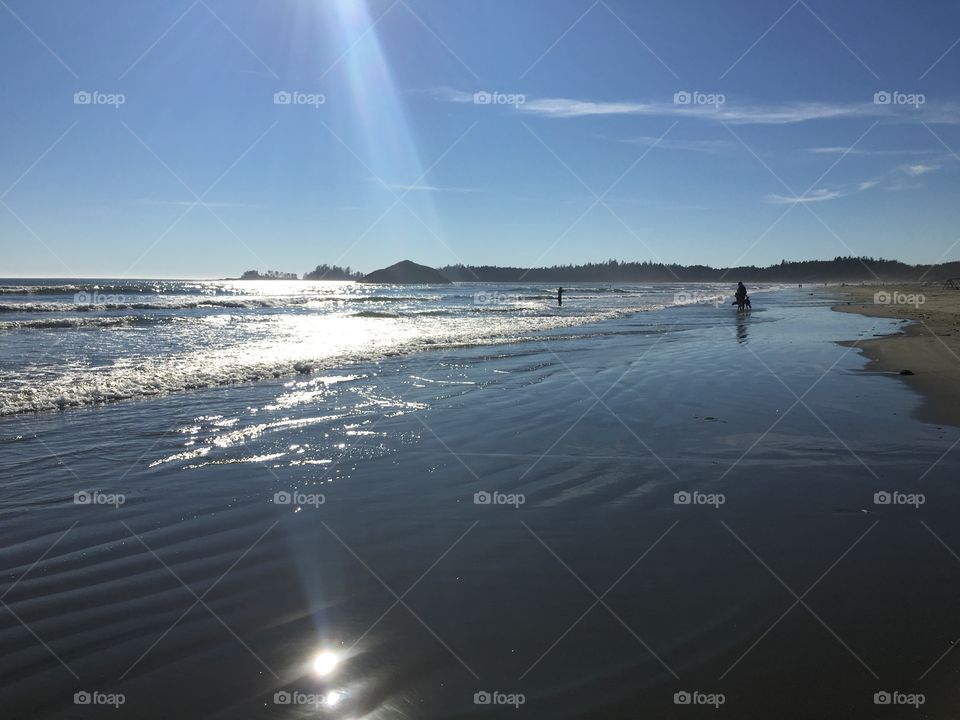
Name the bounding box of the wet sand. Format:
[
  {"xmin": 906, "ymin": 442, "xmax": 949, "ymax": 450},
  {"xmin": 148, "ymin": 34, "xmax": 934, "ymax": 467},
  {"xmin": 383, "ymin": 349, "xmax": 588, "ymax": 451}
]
[
  {"xmin": 831, "ymin": 283, "xmax": 960, "ymax": 427},
  {"xmin": 3, "ymin": 290, "xmax": 960, "ymax": 718}
]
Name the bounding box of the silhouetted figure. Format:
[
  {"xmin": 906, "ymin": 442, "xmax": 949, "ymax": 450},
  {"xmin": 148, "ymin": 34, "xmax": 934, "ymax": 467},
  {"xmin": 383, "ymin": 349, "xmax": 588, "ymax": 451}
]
[
  {"xmin": 734, "ymin": 282, "xmax": 751, "ymax": 311},
  {"xmin": 557, "ymin": 287, "xmax": 564, "ymax": 307}
]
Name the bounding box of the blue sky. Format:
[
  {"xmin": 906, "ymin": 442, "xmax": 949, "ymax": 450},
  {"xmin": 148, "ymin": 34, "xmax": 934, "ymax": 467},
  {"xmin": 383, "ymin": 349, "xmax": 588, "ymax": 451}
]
[{"xmin": 1, "ymin": 0, "xmax": 959, "ymax": 278}]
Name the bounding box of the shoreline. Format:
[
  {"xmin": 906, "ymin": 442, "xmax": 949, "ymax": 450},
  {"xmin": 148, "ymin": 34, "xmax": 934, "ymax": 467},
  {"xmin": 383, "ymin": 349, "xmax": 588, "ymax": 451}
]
[{"xmin": 830, "ymin": 283, "xmax": 960, "ymax": 427}]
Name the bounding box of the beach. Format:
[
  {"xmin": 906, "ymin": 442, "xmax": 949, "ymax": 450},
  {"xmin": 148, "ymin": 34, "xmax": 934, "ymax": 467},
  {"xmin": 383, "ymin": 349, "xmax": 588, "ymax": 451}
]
[
  {"xmin": 832, "ymin": 283, "xmax": 960, "ymax": 427},
  {"xmin": 6, "ymin": 0, "xmax": 960, "ymax": 714},
  {"xmin": 2, "ymin": 286, "xmax": 960, "ymax": 718}
]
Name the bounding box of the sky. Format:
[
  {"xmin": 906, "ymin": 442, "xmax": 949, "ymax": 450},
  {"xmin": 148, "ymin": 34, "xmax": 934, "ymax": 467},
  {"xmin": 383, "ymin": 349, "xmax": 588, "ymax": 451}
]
[{"xmin": 1, "ymin": 0, "xmax": 959, "ymax": 278}]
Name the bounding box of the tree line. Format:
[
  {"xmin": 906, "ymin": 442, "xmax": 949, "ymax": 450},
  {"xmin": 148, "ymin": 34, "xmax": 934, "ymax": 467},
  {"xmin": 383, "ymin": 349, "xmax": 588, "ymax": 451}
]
[
  {"xmin": 241, "ymin": 257, "xmax": 960, "ymax": 283},
  {"xmin": 302, "ymin": 264, "xmax": 364, "ymax": 280},
  {"xmin": 439, "ymin": 257, "xmax": 960, "ymax": 283},
  {"xmin": 239, "ymin": 265, "xmax": 362, "ymax": 280}
]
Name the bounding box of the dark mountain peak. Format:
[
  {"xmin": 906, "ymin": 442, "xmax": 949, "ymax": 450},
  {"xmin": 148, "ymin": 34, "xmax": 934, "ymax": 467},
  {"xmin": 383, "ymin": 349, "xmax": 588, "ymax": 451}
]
[{"xmin": 360, "ymin": 260, "xmax": 451, "ymax": 285}]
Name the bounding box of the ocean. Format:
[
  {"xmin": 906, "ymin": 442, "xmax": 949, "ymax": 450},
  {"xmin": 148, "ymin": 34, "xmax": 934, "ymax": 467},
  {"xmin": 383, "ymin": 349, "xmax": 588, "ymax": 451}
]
[{"xmin": 0, "ymin": 279, "xmax": 744, "ymax": 416}]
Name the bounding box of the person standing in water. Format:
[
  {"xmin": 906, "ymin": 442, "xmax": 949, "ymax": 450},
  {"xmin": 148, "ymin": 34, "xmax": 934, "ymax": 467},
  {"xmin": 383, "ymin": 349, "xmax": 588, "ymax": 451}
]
[
  {"xmin": 557, "ymin": 287, "xmax": 564, "ymax": 307},
  {"xmin": 734, "ymin": 281, "xmax": 752, "ymax": 310},
  {"xmin": 735, "ymin": 282, "xmax": 747, "ymax": 303}
]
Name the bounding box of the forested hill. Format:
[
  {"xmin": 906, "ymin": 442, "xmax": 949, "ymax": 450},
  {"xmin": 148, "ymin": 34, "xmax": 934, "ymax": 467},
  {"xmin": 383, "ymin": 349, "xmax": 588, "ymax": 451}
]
[{"xmin": 439, "ymin": 257, "xmax": 960, "ymax": 283}]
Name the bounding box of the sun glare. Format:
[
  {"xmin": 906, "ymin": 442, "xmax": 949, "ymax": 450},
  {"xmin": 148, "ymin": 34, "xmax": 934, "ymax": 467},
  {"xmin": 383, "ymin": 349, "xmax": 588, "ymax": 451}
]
[{"xmin": 313, "ymin": 650, "xmax": 340, "ymax": 676}]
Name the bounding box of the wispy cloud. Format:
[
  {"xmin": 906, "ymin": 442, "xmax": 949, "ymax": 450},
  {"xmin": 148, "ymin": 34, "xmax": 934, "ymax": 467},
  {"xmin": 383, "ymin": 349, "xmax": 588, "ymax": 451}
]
[
  {"xmin": 621, "ymin": 136, "xmax": 731, "ymax": 153},
  {"xmin": 520, "ymin": 98, "xmax": 865, "ymax": 124},
  {"xmin": 806, "ymin": 146, "xmax": 935, "ymax": 156},
  {"xmin": 766, "ymin": 188, "xmax": 844, "ymax": 204},
  {"xmin": 901, "ymin": 163, "xmax": 940, "ymax": 176},
  {"xmin": 765, "ymin": 174, "xmax": 890, "ymax": 204},
  {"xmin": 431, "ymin": 88, "xmax": 960, "ymax": 125},
  {"xmin": 365, "ymin": 176, "xmax": 479, "ymax": 193}
]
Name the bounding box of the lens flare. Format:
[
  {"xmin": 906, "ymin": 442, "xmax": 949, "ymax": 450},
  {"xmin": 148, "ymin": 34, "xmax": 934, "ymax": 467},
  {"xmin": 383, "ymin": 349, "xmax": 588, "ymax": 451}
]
[{"xmin": 313, "ymin": 650, "xmax": 339, "ymax": 677}]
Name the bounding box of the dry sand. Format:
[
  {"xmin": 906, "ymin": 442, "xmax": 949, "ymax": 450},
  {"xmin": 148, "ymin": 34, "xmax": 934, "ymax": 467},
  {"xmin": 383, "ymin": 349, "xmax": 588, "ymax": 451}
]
[{"xmin": 832, "ymin": 283, "xmax": 960, "ymax": 426}]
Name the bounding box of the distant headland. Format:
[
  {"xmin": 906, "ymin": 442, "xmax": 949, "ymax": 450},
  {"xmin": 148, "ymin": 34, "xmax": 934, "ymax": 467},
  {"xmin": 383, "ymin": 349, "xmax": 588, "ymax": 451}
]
[
  {"xmin": 235, "ymin": 261, "xmax": 449, "ymax": 284},
  {"xmin": 233, "ymin": 257, "xmax": 960, "ymax": 284}
]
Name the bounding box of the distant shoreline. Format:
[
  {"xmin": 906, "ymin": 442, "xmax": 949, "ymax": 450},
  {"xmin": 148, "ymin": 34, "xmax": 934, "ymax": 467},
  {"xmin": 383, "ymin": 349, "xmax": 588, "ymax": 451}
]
[
  {"xmin": 831, "ymin": 283, "xmax": 960, "ymax": 427},
  {"xmin": 226, "ymin": 255, "xmax": 960, "ymax": 283}
]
